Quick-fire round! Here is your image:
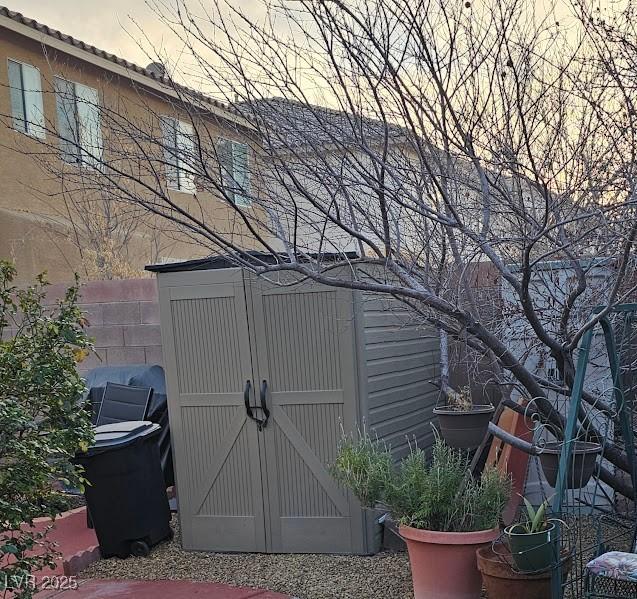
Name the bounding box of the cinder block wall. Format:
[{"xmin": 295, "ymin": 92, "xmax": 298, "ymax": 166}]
[{"xmin": 44, "ymin": 279, "xmax": 163, "ymax": 375}]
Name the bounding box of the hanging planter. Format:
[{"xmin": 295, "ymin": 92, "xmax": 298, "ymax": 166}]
[
  {"xmin": 434, "ymin": 386, "xmax": 495, "ymax": 448},
  {"xmin": 538, "ymin": 441, "xmax": 602, "ymax": 489},
  {"xmin": 433, "ymin": 404, "xmax": 495, "ymax": 448}
]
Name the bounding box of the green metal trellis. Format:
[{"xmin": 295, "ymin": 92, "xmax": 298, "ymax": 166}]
[{"xmin": 550, "ymin": 304, "xmax": 637, "ymax": 599}]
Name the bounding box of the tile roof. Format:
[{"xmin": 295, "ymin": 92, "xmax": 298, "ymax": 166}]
[
  {"xmin": 0, "ymin": 5, "xmax": 239, "ymax": 119},
  {"xmin": 240, "ymin": 97, "xmax": 409, "ymax": 150}
]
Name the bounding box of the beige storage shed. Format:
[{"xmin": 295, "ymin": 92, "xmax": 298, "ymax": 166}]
[{"xmin": 148, "ymin": 255, "xmax": 440, "ymax": 554}]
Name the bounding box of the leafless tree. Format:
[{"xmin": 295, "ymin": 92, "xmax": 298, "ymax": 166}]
[
  {"xmin": 34, "ymin": 182, "xmax": 159, "ymax": 280},
  {"xmin": 8, "ymin": 0, "xmax": 637, "ymax": 497}
]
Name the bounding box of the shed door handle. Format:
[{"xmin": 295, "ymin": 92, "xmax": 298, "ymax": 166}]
[
  {"xmin": 244, "ymin": 380, "xmax": 256, "ymax": 422},
  {"xmin": 244, "ymin": 379, "xmax": 265, "ymax": 430},
  {"xmin": 259, "ymin": 379, "xmax": 270, "ymax": 430}
]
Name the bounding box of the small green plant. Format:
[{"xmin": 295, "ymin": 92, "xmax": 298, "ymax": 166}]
[
  {"xmin": 515, "ymin": 496, "xmax": 552, "ymax": 534},
  {"xmin": 331, "ymin": 429, "xmax": 392, "ymax": 508},
  {"xmin": 505, "ymin": 495, "xmax": 563, "ymax": 572},
  {"xmin": 333, "ymin": 432, "xmax": 511, "ymax": 532}
]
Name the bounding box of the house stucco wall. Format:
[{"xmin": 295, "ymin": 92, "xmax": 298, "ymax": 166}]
[{"xmin": 0, "ymin": 23, "xmax": 261, "ymax": 285}]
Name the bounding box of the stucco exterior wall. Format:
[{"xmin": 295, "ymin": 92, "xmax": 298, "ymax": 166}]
[{"xmin": 0, "ymin": 25, "xmax": 260, "ymax": 285}]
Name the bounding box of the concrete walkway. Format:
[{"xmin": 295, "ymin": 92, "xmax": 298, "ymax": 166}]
[{"xmin": 37, "ymin": 579, "xmax": 291, "ymax": 598}]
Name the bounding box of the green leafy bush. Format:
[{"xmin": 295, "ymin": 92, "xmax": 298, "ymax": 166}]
[
  {"xmin": 331, "ymin": 431, "xmax": 392, "ymax": 507},
  {"xmin": 333, "ymin": 433, "xmax": 511, "ymax": 532},
  {"xmin": 0, "ymin": 262, "xmax": 93, "ymax": 597}
]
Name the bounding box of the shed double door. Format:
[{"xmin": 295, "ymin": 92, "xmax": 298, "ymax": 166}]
[{"xmin": 161, "ymin": 269, "xmax": 361, "ymax": 553}]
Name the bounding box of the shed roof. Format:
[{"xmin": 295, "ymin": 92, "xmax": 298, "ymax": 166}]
[{"xmin": 146, "ymin": 251, "xmax": 359, "ymax": 273}]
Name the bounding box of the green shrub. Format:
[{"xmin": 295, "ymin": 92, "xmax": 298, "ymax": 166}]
[
  {"xmin": 333, "ymin": 433, "xmax": 511, "ymax": 532},
  {"xmin": 331, "ymin": 430, "xmax": 392, "ymax": 508},
  {"xmin": 0, "ymin": 262, "xmax": 94, "ymax": 597}
]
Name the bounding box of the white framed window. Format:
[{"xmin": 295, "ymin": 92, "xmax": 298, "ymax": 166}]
[
  {"xmin": 7, "ymin": 59, "xmax": 45, "ymax": 139},
  {"xmin": 218, "ymin": 139, "xmax": 250, "ymax": 206},
  {"xmin": 161, "ymin": 116, "xmax": 196, "ymax": 193},
  {"xmin": 54, "ymin": 77, "xmax": 103, "ymax": 167}
]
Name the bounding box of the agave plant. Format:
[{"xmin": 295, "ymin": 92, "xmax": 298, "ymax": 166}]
[{"xmin": 517, "ymin": 496, "xmax": 552, "ymax": 534}]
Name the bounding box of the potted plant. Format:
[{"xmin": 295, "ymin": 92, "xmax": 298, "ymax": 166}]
[
  {"xmin": 331, "ymin": 431, "xmax": 392, "ymax": 554},
  {"xmin": 504, "ymin": 496, "xmax": 561, "ymax": 573},
  {"xmin": 433, "ymin": 386, "xmax": 495, "ymax": 448},
  {"xmin": 538, "ymin": 440, "xmax": 602, "ymax": 489},
  {"xmin": 333, "ymin": 434, "xmax": 511, "ymax": 599},
  {"xmin": 477, "ymin": 541, "xmax": 572, "ymax": 599}
]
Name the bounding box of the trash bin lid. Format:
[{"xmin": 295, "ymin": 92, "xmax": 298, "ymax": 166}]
[{"xmin": 83, "ymin": 420, "xmax": 161, "ymax": 456}]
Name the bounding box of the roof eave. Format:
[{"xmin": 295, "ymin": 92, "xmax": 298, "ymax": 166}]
[{"xmin": 0, "ymin": 11, "xmax": 253, "ymax": 131}]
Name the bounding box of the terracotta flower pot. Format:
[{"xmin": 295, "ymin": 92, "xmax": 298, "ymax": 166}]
[
  {"xmin": 400, "ymin": 524, "xmax": 500, "ymax": 599},
  {"xmin": 477, "ymin": 542, "xmax": 572, "ymax": 599},
  {"xmin": 538, "ymin": 441, "xmax": 602, "ymax": 489},
  {"xmin": 433, "ymin": 405, "xmax": 495, "ymax": 448}
]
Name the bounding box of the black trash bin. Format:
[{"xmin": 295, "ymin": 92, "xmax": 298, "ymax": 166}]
[
  {"xmin": 74, "ymin": 421, "xmax": 172, "ymax": 558},
  {"xmin": 85, "ymin": 365, "xmax": 175, "ymax": 488}
]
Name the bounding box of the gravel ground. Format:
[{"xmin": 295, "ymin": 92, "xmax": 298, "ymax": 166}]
[
  {"xmin": 81, "ymin": 516, "xmax": 414, "ymax": 599},
  {"xmin": 81, "ymin": 513, "xmax": 634, "ymax": 598}
]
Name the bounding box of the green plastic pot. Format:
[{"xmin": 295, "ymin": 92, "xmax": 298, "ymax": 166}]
[{"xmin": 505, "ymin": 521, "xmax": 558, "ymax": 573}]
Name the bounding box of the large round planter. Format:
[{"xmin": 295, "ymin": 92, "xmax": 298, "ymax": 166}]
[
  {"xmin": 400, "ymin": 524, "xmax": 499, "ymax": 599},
  {"xmin": 538, "ymin": 441, "xmax": 602, "ymax": 489},
  {"xmin": 477, "ymin": 543, "xmax": 572, "ymax": 599},
  {"xmin": 505, "ymin": 521, "xmax": 558, "ymax": 573},
  {"xmin": 433, "ymin": 405, "xmax": 495, "ymax": 448}
]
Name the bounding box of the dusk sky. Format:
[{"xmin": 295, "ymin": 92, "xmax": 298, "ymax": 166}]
[
  {"xmin": 9, "ymin": 0, "xmax": 601, "ymax": 104},
  {"xmin": 12, "ymin": 1, "xmax": 592, "ymax": 65},
  {"xmin": 15, "ymin": 1, "xmax": 182, "ymax": 67},
  {"xmin": 12, "ymin": 0, "xmax": 272, "ymax": 97}
]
